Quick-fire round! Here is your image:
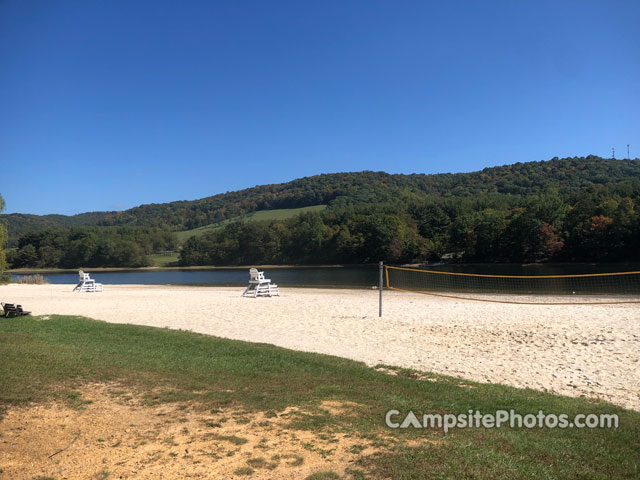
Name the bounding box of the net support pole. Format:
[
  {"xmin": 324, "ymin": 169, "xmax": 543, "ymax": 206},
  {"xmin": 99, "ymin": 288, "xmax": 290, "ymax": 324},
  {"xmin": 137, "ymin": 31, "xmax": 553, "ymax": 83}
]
[{"xmin": 379, "ymin": 261, "xmax": 383, "ymax": 317}]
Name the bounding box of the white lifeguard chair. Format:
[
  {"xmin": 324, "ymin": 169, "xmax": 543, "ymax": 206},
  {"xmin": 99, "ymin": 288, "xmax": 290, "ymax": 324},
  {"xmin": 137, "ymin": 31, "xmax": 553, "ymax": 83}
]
[
  {"xmin": 242, "ymin": 268, "xmax": 279, "ymax": 297},
  {"xmin": 73, "ymin": 270, "xmax": 104, "ymax": 292}
]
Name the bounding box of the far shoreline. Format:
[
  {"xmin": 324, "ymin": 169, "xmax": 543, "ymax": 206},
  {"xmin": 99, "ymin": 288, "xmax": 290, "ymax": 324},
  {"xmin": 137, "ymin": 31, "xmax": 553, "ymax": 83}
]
[
  {"xmin": 7, "ymin": 264, "xmax": 375, "ymax": 274},
  {"xmin": 8, "ymin": 261, "xmax": 640, "ymax": 275}
]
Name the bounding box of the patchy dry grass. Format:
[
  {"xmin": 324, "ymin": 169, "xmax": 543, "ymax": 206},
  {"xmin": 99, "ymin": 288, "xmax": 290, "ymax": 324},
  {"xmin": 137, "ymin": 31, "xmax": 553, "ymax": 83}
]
[{"xmin": 0, "ymin": 384, "xmax": 381, "ymax": 479}]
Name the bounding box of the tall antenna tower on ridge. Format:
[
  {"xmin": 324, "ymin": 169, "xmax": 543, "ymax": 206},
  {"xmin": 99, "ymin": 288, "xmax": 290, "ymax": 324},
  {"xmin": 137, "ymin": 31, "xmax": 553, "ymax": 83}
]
[
  {"xmin": 628, "ymin": 144, "xmax": 630, "ymax": 160},
  {"xmin": 612, "ymin": 147, "xmax": 615, "ymax": 160}
]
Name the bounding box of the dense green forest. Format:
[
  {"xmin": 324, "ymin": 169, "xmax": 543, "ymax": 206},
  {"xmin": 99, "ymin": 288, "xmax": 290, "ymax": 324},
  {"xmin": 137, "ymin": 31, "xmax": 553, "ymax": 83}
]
[
  {"xmin": 5, "ymin": 156, "xmax": 640, "ymax": 268},
  {"xmin": 178, "ymin": 185, "xmax": 640, "ymax": 265},
  {"xmin": 0, "ymin": 193, "xmax": 7, "ymax": 276},
  {"xmin": 3, "ymin": 155, "xmax": 640, "ymax": 245},
  {"xmin": 2, "ymin": 211, "xmax": 110, "ymax": 245},
  {"xmin": 7, "ymin": 227, "xmax": 178, "ymax": 268}
]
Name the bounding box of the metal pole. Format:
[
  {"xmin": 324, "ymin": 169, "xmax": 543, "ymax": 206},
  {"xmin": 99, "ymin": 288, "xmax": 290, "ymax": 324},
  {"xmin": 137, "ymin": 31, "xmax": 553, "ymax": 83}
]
[{"xmin": 379, "ymin": 261, "xmax": 383, "ymax": 317}]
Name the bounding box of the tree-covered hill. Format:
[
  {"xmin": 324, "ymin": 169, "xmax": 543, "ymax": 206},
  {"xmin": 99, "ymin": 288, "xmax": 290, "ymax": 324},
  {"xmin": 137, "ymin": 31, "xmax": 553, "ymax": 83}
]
[
  {"xmin": 4, "ymin": 155, "xmax": 640, "ymax": 268},
  {"xmin": 3, "ymin": 156, "xmax": 639, "ymax": 247},
  {"xmin": 2, "ymin": 212, "xmax": 111, "ymax": 246},
  {"xmin": 85, "ymin": 155, "xmax": 640, "ymax": 230}
]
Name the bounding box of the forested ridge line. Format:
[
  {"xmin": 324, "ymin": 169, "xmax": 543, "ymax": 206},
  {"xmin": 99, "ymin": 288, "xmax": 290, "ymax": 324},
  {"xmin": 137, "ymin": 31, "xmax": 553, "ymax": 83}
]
[
  {"xmin": 5, "ymin": 155, "xmax": 640, "ymax": 268},
  {"xmin": 3, "ymin": 155, "xmax": 639, "ymax": 243}
]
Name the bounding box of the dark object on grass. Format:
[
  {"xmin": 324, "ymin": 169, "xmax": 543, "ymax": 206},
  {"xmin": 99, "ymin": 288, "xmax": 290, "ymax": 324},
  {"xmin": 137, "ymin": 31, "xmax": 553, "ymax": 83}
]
[{"xmin": 1, "ymin": 303, "xmax": 31, "ymax": 318}]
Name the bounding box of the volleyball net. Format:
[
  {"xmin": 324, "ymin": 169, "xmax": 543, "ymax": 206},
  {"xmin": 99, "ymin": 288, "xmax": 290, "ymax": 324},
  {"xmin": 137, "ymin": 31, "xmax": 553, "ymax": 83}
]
[{"xmin": 385, "ymin": 266, "xmax": 640, "ymax": 305}]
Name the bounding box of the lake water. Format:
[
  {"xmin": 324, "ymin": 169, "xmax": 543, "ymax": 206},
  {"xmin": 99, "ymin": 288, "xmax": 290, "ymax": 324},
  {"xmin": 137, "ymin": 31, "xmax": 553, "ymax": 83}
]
[
  {"xmin": 21, "ymin": 266, "xmax": 379, "ymax": 287},
  {"xmin": 14, "ymin": 263, "xmax": 640, "ymax": 289}
]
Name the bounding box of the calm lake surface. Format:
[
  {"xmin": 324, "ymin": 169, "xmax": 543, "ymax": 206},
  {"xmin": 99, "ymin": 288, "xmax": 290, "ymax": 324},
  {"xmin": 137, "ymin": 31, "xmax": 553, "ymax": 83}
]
[{"xmin": 16, "ymin": 263, "xmax": 640, "ymax": 288}]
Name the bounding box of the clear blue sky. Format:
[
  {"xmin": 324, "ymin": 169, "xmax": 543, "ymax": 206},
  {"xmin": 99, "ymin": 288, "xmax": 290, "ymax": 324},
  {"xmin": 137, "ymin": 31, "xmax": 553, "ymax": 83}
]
[{"xmin": 1, "ymin": 0, "xmax": 638, "ymax": 215}]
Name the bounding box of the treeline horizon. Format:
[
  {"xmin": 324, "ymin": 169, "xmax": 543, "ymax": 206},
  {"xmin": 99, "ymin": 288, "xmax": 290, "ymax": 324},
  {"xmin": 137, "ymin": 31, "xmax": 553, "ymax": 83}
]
[
  {"xmin": 4, "ymin": 155, "xmax": 639, "ymax": 246},
  {"xmin": 178, "ymin": 186, "xmax": 640, "ymax": 266},
  {"xmin": 5, "ymin": 156, "xmax": 640, "ymax": 268},
  {"xmin": 7, "ymin": 227, "xmax": 178, "ymax": 269},
  {"xmin": 8, "ymin": 183, "xmax": 640, "ymax": 269}
]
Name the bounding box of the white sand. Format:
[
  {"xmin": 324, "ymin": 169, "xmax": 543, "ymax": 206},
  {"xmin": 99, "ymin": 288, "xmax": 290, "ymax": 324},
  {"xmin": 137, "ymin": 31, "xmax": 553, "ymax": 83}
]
[{"xmin": 3, "ymin": 283, "xmax": 639, "ymax": 410}]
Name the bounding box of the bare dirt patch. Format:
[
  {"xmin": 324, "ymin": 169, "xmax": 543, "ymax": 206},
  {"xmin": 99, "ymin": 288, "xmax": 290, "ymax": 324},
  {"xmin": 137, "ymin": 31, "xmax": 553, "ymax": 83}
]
[
  {"xmin": 316, "ymin": 401, "xmax": 364, "ymax": 417},
  {"xmin": 0, "ymin": 384, "xmax": 383, "ymax": 479}
]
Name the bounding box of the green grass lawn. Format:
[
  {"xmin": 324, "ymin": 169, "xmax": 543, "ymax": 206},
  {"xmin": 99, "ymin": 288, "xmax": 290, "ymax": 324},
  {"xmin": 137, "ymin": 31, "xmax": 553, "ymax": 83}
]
[
  {"xmin": 1, "ymin": 315, "xmax": 638, "ymax": 479},
  {"xmin": 175, "ymin": 205, "xmax": 327, "ymax": 243},
  {"xmin": 147, "ymin": 252, "xmax": 181, "ymax": 267}
]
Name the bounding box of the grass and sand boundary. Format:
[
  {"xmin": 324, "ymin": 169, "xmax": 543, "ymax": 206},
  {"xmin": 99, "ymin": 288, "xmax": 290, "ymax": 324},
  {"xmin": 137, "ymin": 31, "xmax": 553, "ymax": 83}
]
[
  {"xmin": 1, "ymin": 284, "xmax": 639, "ymax": 478},
  {"xmin": 3, "ymin": 284, "xmax": 639, "ymax": 410},
  {"xmin": 1, "ymin": 315, "xmax": 639, "ymax": 479}
]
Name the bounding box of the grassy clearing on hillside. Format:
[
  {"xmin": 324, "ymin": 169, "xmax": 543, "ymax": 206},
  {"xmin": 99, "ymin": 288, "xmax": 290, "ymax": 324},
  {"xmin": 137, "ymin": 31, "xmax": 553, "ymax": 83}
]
[
  {"xmin": 0, "ymin": 315, "xmax": 638, "ymax": 479},
  {"xmin": 147, "ymin": 252, "xmax": 181, "ymax": 267},
  {"xmin": 175, "ymin": 205, "xmax": 327, "ymax": 242}
]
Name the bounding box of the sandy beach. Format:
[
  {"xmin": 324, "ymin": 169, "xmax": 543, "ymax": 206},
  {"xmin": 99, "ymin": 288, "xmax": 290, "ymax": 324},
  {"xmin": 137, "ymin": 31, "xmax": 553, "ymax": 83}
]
[{"xmin": 3, "ymin": 283, "xmax": 639, "ymax": 410}]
